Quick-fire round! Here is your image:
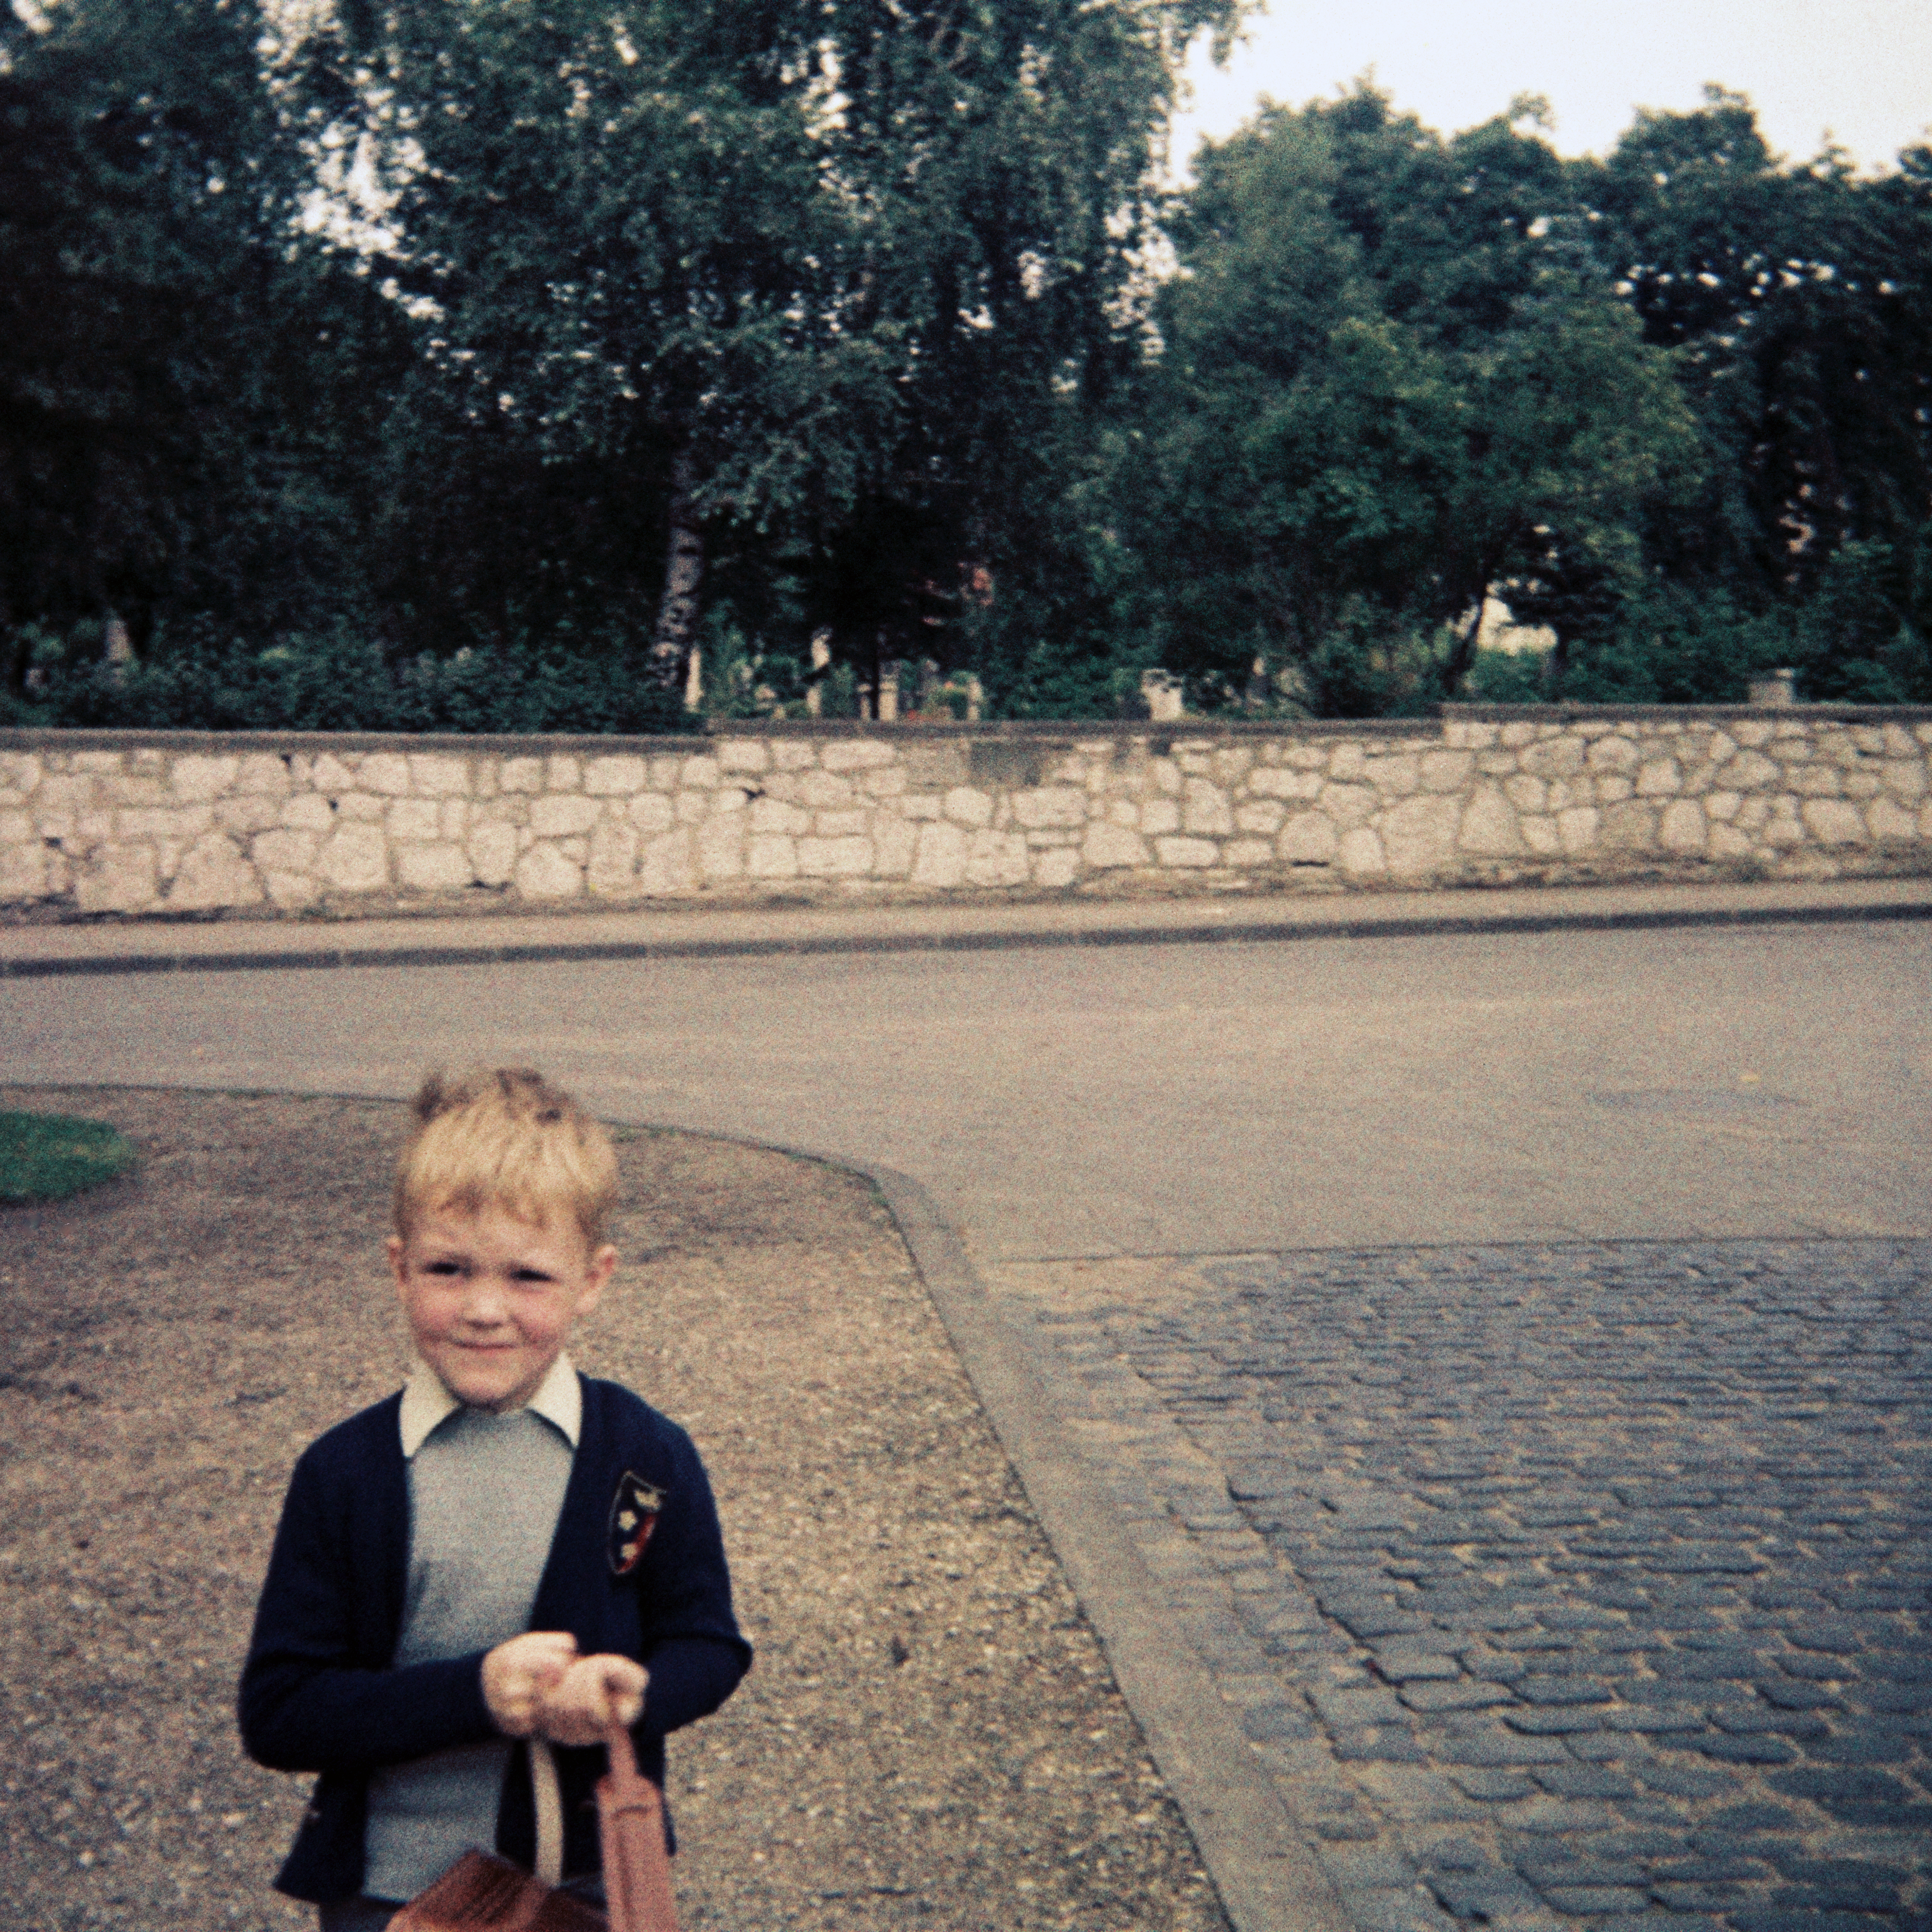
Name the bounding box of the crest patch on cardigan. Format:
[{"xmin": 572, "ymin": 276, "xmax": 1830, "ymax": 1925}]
[{"xmin": 608, "ymin": 1470, "xmax": 666, "ymax": 1576}]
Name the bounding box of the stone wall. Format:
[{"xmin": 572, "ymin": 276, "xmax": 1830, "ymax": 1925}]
[{"xmin": 2, "ymin": 705, "xmax": 1929, "ymax": 920}]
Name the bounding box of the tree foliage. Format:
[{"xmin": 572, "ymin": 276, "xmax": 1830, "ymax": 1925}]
[{"xmin": 3, "ymin": 8, "xmax": 1928, "ymax": 722}]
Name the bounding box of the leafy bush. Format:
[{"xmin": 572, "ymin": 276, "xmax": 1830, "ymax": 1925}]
[{"xmin": 4, "ymin": 625, "xmax": 693, "ymax": 735}]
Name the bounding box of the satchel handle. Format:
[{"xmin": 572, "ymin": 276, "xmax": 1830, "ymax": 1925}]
[{"xmin": 598, "ymin": 1713, "xmax": 678, "ymax": 1932}]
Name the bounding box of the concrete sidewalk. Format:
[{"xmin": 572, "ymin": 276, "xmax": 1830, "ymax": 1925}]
[{"xmin": 3, "ymin": 872, "xmax": 1928, "ymax": 975}]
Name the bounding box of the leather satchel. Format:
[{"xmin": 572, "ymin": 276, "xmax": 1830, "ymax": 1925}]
[{"xmin": 389, "ymin": 1724, "xmax": 678, "ymax": 1932}]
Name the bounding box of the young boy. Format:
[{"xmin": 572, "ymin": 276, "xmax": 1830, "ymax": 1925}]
[{"xmin": 239, "ymin": 1069, "xmax": 750, "ymax": 1929}]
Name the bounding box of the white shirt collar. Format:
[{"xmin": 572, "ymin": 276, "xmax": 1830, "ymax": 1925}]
[{"xmin": 398, "ymin": 1353, "xmax": 582, "ymax": 1459}]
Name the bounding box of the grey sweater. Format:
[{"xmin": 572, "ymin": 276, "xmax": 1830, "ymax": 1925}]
[{"xmin": 361, "ymin": 1405, "xmax": 573, "ymax": 1903}]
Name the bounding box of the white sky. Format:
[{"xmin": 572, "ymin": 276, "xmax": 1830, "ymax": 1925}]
[{"xmin": 1172, "ymin": 0, "xmax": 1932, "ymax": 174}]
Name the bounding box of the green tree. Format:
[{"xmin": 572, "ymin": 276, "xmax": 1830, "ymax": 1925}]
[
  {"xmin": 1124, "ymin": 89, "xmax": 1697, "ymax": 713},
  {"xmin": 288, "ymin": 0, "xmax": 1245, "ymax": 702},
  {"xmin": 1572, "ymin": 93, "xmax": 1932, "ymax": 695}
]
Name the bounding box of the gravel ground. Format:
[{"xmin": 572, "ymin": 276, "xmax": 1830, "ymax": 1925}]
[{"xmin": 0, "ymin": 1086, "xmax": 1227, "ymax": 1932}]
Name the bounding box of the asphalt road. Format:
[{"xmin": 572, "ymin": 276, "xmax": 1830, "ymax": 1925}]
[
  {"xmin": 5, "ymin": 916, "xmax": 1929, "ymax": 1932},
  {"xmin": 2, "ymin": 920, "xmax": 1927, "ymax": 1255}
]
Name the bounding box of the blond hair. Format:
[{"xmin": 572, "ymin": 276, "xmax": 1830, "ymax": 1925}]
[{"xmin": 394, "ymin": 1068, "xmax": 618, "ymax": 1251}]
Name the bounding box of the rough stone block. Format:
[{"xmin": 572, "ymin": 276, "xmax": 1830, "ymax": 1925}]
[
  {"xmin": 74, "ymin": 842, "xmax": 158, "ymax": 913},
  {"xmin": 859, "ymin": 764, "xmax": 907, "ymax": 798},
  {"xmin": 0, "ymin": 753, "xmax": 44, "ymax": 794},
  {"xmin": 1801, "ymin": 798, "xmax": 1866, "ymax": 846},
  {"xmin": 1182, "ymin": 778, "xmax": 1235, "ymax": 835},
  {"xmin": 317, "ymin": 822, "xmax": 390, "ymax": 893},
  {"xmin": 355, "ymin": 752, "xmax": 409, "ymax": 797},
  {"xmin": 1866, "ymin": 797, "xmax": 1918, "ymax": 844},
  {"xmin": 1520, "ymin": 738, "xmax": 1584, "ymax": 780},
  {"xmin": 697, "ymin": 813, "xmax": 745, "ymax": 881},
  {"xmin": 1155, "ymin": 835, "xmax": 1219, "ymax": 867},
  {"xmin": 1012, "ymin": 785, "xmax": 1087, "ymax": 829},
  {"xmin": 1322, "ymin": 783, "xmax": 1377, "ymax": 827},
  {"xmin": 1587, "ymin": 736, "xmax": 1639, "ymax": 773},
  {"xmin": 873, "ymin": 814, "xmax": 916, "ymax": 877},
  {"xmin": 409, "ymin": 754, "xmax": 469, "ymax": 796},
  {"xmin": 821, "ymin": 739, "xmax": 896, "ymax": 771},
  {"xmin": 1034, "ymin": 846, "xmax": 1080, "ymax": 888},
  {"xmin": 627, "ymin": 793, "xmax": 677, "ymax": 834},
  {"xmin": 167, "ymin": 832, "xmax": 262, "ymax": 909},
  {"xmin": 515, "ymin": 841, "xmax": 584, "ymax": 898},
  {"xmin": 263, "ymin": 867, "xmax": 319, "ymax": 910},
  {"xmin": 746, "ymin": 833, "xmax": 799, "ymax": 879},
  {"xmin": 912, "ymin": 820, "xmax": 968, "ymax": 887},
  {"xmin": 1598, "ymin": 801, "xmax": 1657, "ymax": 851},
  {"xmin": 169, "ymin": 753, "xmax": 241, "ymax": 803},
  {"xmin": 1504, "ymin": 774, "xmax": 1548, "ymax": 814},
  {"xmin": 814, "ymin": 808, "xmax": 870, "ymax": 839},
  {"xmin": 529, "ymin": 793, "xmax": 601, "ymax": 838},
  {"xmin": 1880, "ymin": 760, "xmax": 1926, "ymax": 801},
  {"xmin": 236, "ymin": 753, "xmax": 291, "ymax": 797},
  {"xmin": 967, "ymin": 829, "xmax": 1032, "ymax": 887},
  {"xmin": 1085, "ymin": 822, "xmax": 1149, "ymax": 868},
  {"xmin": 1140, "ymin": 796, "xmax": 1181, "ymax": 835},
  {"xmin": 1659, "ymin": 798, "xmax": 1708, "ymax": 855},
  {"xmin": 394, "ymin": 842, "xmax": 472, "ymax": 892},
  {"xmin": 0, "ymin": 839, "xmax": 49, "ymax": 900},
  {"xmin": 583, "ymin": 755, "xmax": 648, "ymax": 795},
  {"xmin": 1340, "ymin": 825, "xmax": 1387, "ymax": 875},
  {"xmin": 798, "ymin": 834, "xmax": 872, "ymax": 876},
  {"xmin": 749, "ymin": 795, "xmax": 808, "ymax": 835},
  {"xmin": 467, "ymin": 823, "xmax": 518, "ymax": 887},
  {"xmin": 1637, "ymin": 758, "xmax": 1682, "ymax": 797},
  {"xmin": 1236, "ymin": 799, "xmax": 1286, "ymax": 835},
  {"xmin": 1520, "ymin": 815, "xmax": 1561, "ymax": 856},
  {"xmin": 585, "ymin": 820, "xmax": 639, "ymax": 893},
  {"xmin": 251, "ymin": 829, "xmax": 318, "ymax": 875},
  {"xmin": 714, "ymin": 738, "xmax": 770, "ymax": 774},
  {"xmin": 1381, "ymin": 793, "xmax": 1461, "ymax": 875},
  {"xmin": 1367, "ymin": 754, "xmax": 1421, "ymax": 797},
  {"xmin": 118, "ymin": 804, "xmax": 213, "ymax": 841},
  {"xmin": 387, "ymin": 797, "xmax": 441, "ymax": 842},
  {"xmin": 1789, "ymin": 763, "xmax": 1842, "ymax": 796},
  {"xmin": 1280, "ymin": 812, "xmax": 1340, "ymax": 865},
  {"xmin": 943, "ymin": 785, "xmax": 993, "ymax": 828},
  {"xmin": 1459, "ymin": 786, "xmax": 1524, "ymax": 857}
]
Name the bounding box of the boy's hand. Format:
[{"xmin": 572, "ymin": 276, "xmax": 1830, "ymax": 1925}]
[
  {"xmin": 482, "ymin": 1631, "xmax": 578, "ymax": 1737},
  {"xmin": 533, "ymin": 1654, "xmax": 649, "ymax": 1746}
]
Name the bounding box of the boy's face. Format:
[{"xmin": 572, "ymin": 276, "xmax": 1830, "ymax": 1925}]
[{"xmin": 389, "ymin": 1200, "xmax": 616, "ymax": 1413}]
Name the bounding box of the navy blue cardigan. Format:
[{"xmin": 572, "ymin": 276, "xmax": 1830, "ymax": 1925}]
[{"xmin": 238, "ymin": 1375, "xmax": 751, "ymax": 1903}]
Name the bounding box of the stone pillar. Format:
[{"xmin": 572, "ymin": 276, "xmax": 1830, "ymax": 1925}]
[
  {"xmin": 961, "ymin": 673, "xmax": 984, "ymax": 722},
  {"xmin": 685, "ymin": 646, "xmax": 703, "ymax": 711},
  {"xmin": 877, "ymin": 661, "xmax": 904, "ymax": 723},
  {"xmin": 1748, "ymin": 668, "xmax": 1796, "ymax": 706},
  {"xmin": 1140, "ymin": 669, "xmax": 1184, "ymax": 722},
  {"xmin": 805, "ymin": 630, "xmax": 831, "ymax": 717},
  {"xmin": 105, "ymin": 614, "xmax": 134, "ymax": 684}
]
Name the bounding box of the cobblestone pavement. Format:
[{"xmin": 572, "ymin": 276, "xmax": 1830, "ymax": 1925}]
[{"xmin": 987, "ymin": 1241, "xmax": 1931, "ymax": 1932}]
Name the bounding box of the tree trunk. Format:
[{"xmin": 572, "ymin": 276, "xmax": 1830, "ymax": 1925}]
[{"xmin": 651, "ymin": 448, "xmax": 703, "ymax": 691}]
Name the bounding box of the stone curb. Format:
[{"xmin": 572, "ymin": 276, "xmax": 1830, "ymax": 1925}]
[
  {"xmin": 862, "ymin": 1162, "xmax": 1356, "ymax": 1932},
  {"xmin": 3, "ymin": 883, "xmax": 1930, "ymax": 978}
]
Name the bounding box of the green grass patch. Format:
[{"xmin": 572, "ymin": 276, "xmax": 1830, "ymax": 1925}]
[{"xmin": 0, "ymin": 1111, "xmax": 139, "ymax": 1205}]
